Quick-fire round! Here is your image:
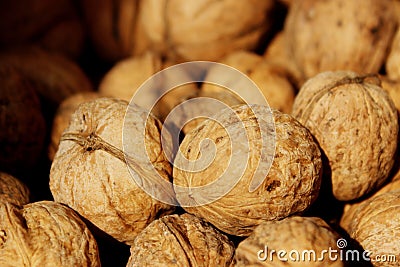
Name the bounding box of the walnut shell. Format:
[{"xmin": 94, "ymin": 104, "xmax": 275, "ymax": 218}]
[
  {"xmin": 284, "ymin": 0, "xmax": 398, "ymax": 81},
  {"xmin": 0, "ymin": 201, "xmax": 100, "ymax": 267},
  {"xmin": 340, "ymin": 178, "xmax": 400, "ymax": 233},
  {"xmin": 235, "ymin": 216, "xmax": 343, "ymax": 266},
  {"xmin": 127, "ymin": 213, "xmax": 235, "ymax": 267},
  {"xmin": 173, "ymin": 105, "xmax": 322, "ymax": 236},
  {"xmin": 263, "ymin": 31, "xmax": 304, "ymax": 88},
  {"xmin": 99, "ymin": 52, "xmax": 162, "ymax": 102},
  {"xmin": 386, "ymin": 28, "xmax": 400, "ymax": 81},
  {"xmin": 50, "ymin": 97, "xmax": 175, "ymax": 244},
  {"xmin": 349, "ymin": 191, "xmax": 400, "ymax": 267},
  {"xmin": 0, "ymin": 46, "xmax": 92, "ymax": 109},
  {"xmin": 136, "ymin": 0, "xmax": 277, "ymax": 62},
  {"xmin": 0, "ymin": 0, "xmax": 85, "ymax": 58},
  {"xmin": 81, "ymin": 0, "xmax": 139, "ymax": 61},
  {"xmin": 292, "ymin": 71, "xmax": 398, "ymax": 201},
  {"xmin": 201, "ymin": 50, "xmax": 296, "ymax": 114},
  {"xmin": 0, "ymin": 172, "xmax": 29, "ymax": 206},
  {"xmin": 48, "ymin": 92, "xmax": 101, "ymax": 161},
  {"xmin": 380, "ymin": 76, "xmax": 400, "ymax": 112},
  {"xmin": 0, "ymin": 66, "xmax": 46, "ymax": 174}
]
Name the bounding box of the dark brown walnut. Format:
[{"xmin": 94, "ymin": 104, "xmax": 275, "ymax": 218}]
[
  {"xmin": 0, "ymin": 172, "xmax": 29, "ymax": 206},
  {"xmin": 81, "ymin": 0, "xmax": 140, "ymax": 61},
  {"xmin": 127, "ymin": 213, "xmax": 235, "ymax": 267},
  {"xmin": 0, "ymin": 66, "xmax": 46, "ymax": 174},
  {"xmin": 340, "ymin": 178, "xmax": 400, "ymax": 233},
  {"xmin": 348, "ymin": 191, "xmax": 400, "ymax": 267},
  {"xmin": 0, "ymin": 0, "xmax": 85, "ymax": 58},
  {"xmin": 173, "ymin": 105, "xmax": 322, "ymax": 236},
  {"xmin": 292, "ymin": 71, "xmax": 398, "ymax": 201},
  {"xmin": 201, "ymin": 50, "xmax": 296, "ymax": 114},
  {"xmin": 50, "ymin": 98, "xmax": 175, "ymax": 245},
  {"xmin": 135, "ymin": 0, "xmax": 278, "ymax": 62},
  {"xmin": 48, "ymin": 92, "xmax": 101, "ymax": 161},
  {"xmin": 386, "ymin": 27, "xmax": 400, "ymax": 80},
  {"xmin": 284, "ymin": 0, "xmax": 398, "ymax": 81},
  {"xmin": 0, "ymin": 46, "xmax": 92, "ymax": 109},
  {"xmin": 0, "ymin": 201, "xmax": 100, "ymax": 267},
  {"xmin": 235, "ymin": 216, "xmax": 343, "ymax": 266}
]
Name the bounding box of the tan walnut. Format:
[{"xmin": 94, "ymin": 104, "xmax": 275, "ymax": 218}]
[
  {"xmin": 292, "ymin": 71, "xmax": 398, "ymax": 201},
  {"xmin": 173, "ymin": 105, "xmax": 322, "ymax": 236},
  {"xmin": 284, "ymin": 0, "xmax": 398, "ymax": 81},
  {"xmin": 0, "ymin": 172, "xmax": 30, "ymax": 206},
  {"xmin": 127, "ymin": 213, "xmax": 235, "ymax": 267},
  {"xmin": 50, "ymin": 98, "xmax": 175, "ymax": 245},
  {"xmin": 0, "ymin": 201, "xmax": 101, "ymax": 267},
  {"xmin": 348, "ymin": 191, "xmax": 400, "ymax": 267},
  {"xmin": 235, "ymin": 216, "xmax": 344, "ymax": 266}
]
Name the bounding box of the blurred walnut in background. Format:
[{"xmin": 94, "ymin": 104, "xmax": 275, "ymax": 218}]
[
  {"xmin": 0, "ymin": 0, "xmax": 85, "ymax": 59},
  {"xmin": 82, "ymin": 0, "xmax": 281, "ymax": 62}
]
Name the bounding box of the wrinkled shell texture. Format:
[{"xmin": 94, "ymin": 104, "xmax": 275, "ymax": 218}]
[
  {"xmin": 0, "ymin": 201, "xmax": 100, "ymax": 267},
  {"xmin": 127, "ymin": 213, "xmax": 235, "ymax": 267},
  {"xmin": 349, "ymin": 191, "xmax": 400, "ymax": 267},
  {"xmin": 340, "ymin": 178, "xmax": 400, "ymax": 232},
  {"xmin": 292, "ymin": 71, "xmax": 398, "ymax": 201},
  {"xmin": 284, "ymin": 0, "xmax": 398, "ymax": 80},
  {"xmin": 235, "ymin": 216, "xmax": 343, "ymax": 266},
  {"xmin": 0, "ymin": 172, "xmax": 30, "ymax": 206},
  {"xmin": 137, "ymin": 0, "xmax": 276, "ymax": 61},
  {"xmin": 50, "ymin": 98, "xmax": 175, "ymax": 245},
  {"xmin": 201, "ymin": 51, "xmax": 296, "ymax": 114},
  {"xmin": 0, "ymin": 47, "xmax": 92, "ymax": 107},
  {"xmin": 174, "ymin": 105, "xmax": 322, "ymax": 236},
  {"xmin": 0, "ymin": 66, "xmax": 46, "ymax": 173},
  {"xmin": 49, "ymin": 92, "xmax": 101, "ymax": 160},
  {"xmin": 387, "ymin": 28, "xmax": 400, "ymax": 80}
]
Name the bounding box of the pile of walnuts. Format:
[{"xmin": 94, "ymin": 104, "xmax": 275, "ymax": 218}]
[{"xmin": 1, "ymin": 0, "xmax": 400, "ymax": 266}]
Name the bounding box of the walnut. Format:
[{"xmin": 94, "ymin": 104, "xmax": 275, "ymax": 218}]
[
  {"xmin": 48, "ymin": 92, "xmax": 101, "ymax": 161},
  {"xmin": 0, "ymin": 201, "xmax": 100, "ymax": 267},
  {"xmin": 0, "ymin": 172, "xmax": 29, "ymax": 206},
  {"xmin": 173, "ymin": 105, "xmax": 322, "ymax": 236},
  {"xmin": 201, "ymin": 50, "xmax": 296, "ymax": 114},
  {"xmin": 284, "ymin": 0, "xmax": 398, "ymax": 81},
  {"xmin": 235, "ymin": 216, "xmax": 344, "ymax": 266},
  {"xmin": 340, "ymin": 178, "xmax": 400, "ymax": 233},
  {"xmin": 81, "ymin": 0, "xmax": 140, "ymax": 61},
  {"xmin": 0, "ymin": 0, "xmax": 85, "ymax": 58},
  {"xmin": 99, "ymin": 52, "xmax": 162, "ymax": 102},
  {"xmin": 0, "ymin": 65, "xmax": 46, "ymax": 174},
  {"xmin": 0, "ymin": 46, "xmax": 92, "ymax": 109},
  {"xmin": 135, "ymin": 0, "xmax": 278, "ymax": 62},
  {"xmin": 386, "ymin": 28, "xmax": 400, "ymax": 81},
  {"xmin": 348, "ymin": 191, "xmax": 400, "ymax": 267},
  {"xmin": 380, "ymin": 76, "xmax": 400, "ymax": 112},
  {"xmin": 264, "ymin": 31, "xmax": 304, "ymax": 88},
  {"xmin": 50, "ymin": 97, "xmax": 175, "ymax": 245},
  {"xmin": 292, "ymin": 71, "xmax": 398, "ymax": 201},
  {"xmin": 127, "ymin": 213, "xmax": 235, "ymax": 267}
]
